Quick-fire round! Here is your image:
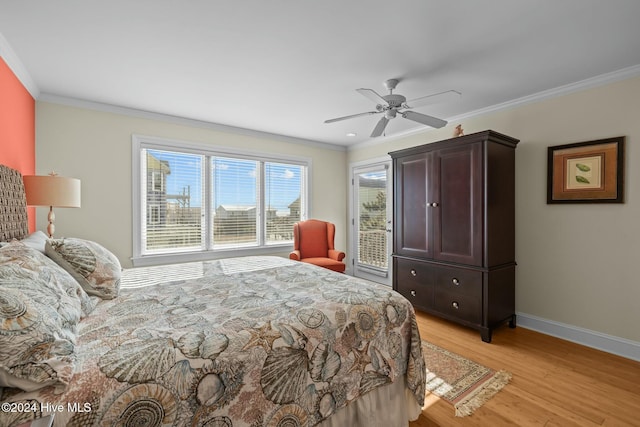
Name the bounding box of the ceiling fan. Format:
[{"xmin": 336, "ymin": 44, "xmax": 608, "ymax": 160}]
[{"xmin": 325, "ymin": 79, "xmax": 460, "ymax": 137}]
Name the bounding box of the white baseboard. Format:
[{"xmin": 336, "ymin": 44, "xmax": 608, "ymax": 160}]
[{"xmin": 516, "ymin": 312, "xmax": 640, "ymax": 362}]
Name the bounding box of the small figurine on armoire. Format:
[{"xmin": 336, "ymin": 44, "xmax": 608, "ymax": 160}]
[{"xmin": 454, "ymin": 124, "xmax": 465, "ymax": 137}]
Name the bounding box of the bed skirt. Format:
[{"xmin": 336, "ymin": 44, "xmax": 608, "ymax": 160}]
[{"xmin": 318, "ymin": 376, "xmax": 422, "ymax": 427}]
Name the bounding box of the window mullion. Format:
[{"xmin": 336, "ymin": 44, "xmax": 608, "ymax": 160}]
[
  {"xmin": 258, "ymin": 161, "xmax": 265, "ymax": 246},
  {"xmin": 204, "ymin": 156, "xmax": 212, "ymax": 250}
]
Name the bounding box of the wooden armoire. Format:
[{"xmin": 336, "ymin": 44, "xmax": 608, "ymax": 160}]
[{"xmin": 390, "ymin": 130, "xmax": 519, "ymax": 342}]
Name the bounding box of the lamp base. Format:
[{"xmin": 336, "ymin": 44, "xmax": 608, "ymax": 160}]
[{"xmin": 47, "ymin": 206, "xmax": 55, "ymax": 238}]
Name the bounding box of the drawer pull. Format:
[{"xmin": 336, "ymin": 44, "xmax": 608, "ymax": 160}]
[
  {"xmin": 410, "ymin": 269, "xmax": 417, "ymax": 277},
  {"xmin": 452, "ymin": 278, "xmax": 459, "ymax": 285},
  {"xmin": 410, "ymin": 290, "xmax": 417, "ymax": 297},
  {"xmin": 452, "ymin": 301, "xmax": 459, "ymax": 309},
  {"xmin": 431, "ymin": 202, "xmax": 439, "ymax": 207}
]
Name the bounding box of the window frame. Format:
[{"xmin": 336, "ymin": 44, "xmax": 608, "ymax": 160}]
[{"xmin": 132, "ymin": 134, "xmax": 311, "ymax": 267}]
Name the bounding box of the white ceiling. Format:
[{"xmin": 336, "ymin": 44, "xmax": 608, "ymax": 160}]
[{"xmin": 2, "ymin": 1, "xmax": 640, "ymax": 148}]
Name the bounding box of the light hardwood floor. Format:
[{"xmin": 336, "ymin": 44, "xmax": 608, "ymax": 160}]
[{"xmin": 409, "ymin": 311, "xmax": 640, "ymax": 427}]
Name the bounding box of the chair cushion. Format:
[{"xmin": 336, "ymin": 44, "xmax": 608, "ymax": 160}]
[
  {"xmin": 298, "ymin": 221, "xmax": 329, "ymax": 258},
  {"xmin": 301, "ymin": 257, "xmax": 345, "ymax": 273}
]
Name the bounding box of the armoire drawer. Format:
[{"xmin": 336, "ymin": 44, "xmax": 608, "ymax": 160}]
[
  {"xmin": 394, "ymin": 258, "xmax": 433, "ymax": 309},
  {"xmin": 433, "ymin": 267, "xmax": 482, "ymax": 324}
]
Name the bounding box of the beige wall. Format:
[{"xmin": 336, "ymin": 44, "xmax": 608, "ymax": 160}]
[
  {"xmin": 349, "ymin": 75, "xmax": 640, "ymax": 343},
  {"xmin": 35, "ymin": 102, "xmax": 347, "ymax": 268}
]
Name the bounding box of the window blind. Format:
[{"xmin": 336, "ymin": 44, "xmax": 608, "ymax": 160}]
[
  {"xmin": 143, "ymin": 149, "xmax": 204, "ymax": 253},
  {"xmin": 212, "ymin": 157, "xmax": 259, "ymax": 249},
  {"xmin": 265, "ymin": 162, "xmax": 304, "ymax": 244}
]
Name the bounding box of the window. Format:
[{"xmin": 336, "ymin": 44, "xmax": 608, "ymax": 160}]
[
  {"xmin": 265, "ymin": 162, "xmax": 305, "ymax": 244},
  {"xmin": 133, "ymin": 136, "xmax": 309, "ymax": 265},
  {"xmin": 212, "ymin": 157, "xmax": 258, "ymax": 249},
  {"xmin": 151, "ymin": 170, "xmax": 163, "ymax": 192},
  {"xmin": 143, "ymin": 149, "xmax": 204, "ymax": 253}
]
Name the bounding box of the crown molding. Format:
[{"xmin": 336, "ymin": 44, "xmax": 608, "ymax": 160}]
[
  {"xmin": 349, "ymin": 64, "xmax": 640, "ymax": 151},
  {"xmin": 0, "ymin": 32, "xmax": 39, "ymax": 98},
  {"xmin": 450, "ymin": 63, "xmax": 640, "ymax": 123}
]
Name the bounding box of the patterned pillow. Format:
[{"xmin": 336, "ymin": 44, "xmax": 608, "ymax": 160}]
[
  {"xmin": 45, "ymin": 238, "xmax": 121, "ymax": 300},
  {"xmin": 0, "ymin": 241, "xmax": 95, "ymax": 392}
]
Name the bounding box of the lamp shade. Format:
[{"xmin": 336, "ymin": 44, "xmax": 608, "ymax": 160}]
[{"xmin": 23, "ymin": 175, "xmax": 81, "ymax": 208}]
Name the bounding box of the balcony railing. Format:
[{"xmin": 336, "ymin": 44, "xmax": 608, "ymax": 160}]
[{"xmin": 358, "ymin": 229, "xmax": 387, "ymax": 268}]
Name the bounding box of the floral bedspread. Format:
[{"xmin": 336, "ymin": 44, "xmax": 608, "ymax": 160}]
[{"xmin": 2, "ymin": 256, "xmax": 425, "ymax": 427}]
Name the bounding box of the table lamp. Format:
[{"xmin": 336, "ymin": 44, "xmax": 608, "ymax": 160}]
[{"xmin": 23, "ymin": 173, "xmax": 81, "ymax": 238}]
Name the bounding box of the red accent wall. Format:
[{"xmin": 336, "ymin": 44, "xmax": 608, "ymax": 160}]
[{"xmin": 0, "ymin": 57, "xmax": 36, "ymax": 231}]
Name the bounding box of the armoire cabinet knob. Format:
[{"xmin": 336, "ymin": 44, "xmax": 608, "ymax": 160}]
[
  {"xmin": 410, "ymin": 269, "xmax": 417, "ymax": 277},
  {"xmin": 452, "ymin": 301, "xmax": 459, "ymax": 309},
  {"xmin": 452, "ymin": 278, "xmax": 459, "ymax": 285},
  {"xmin": 410, "ymin": 290, "xmax": 417, "ymax": 297}
]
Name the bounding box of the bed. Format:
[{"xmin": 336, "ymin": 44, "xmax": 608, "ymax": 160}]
[{"xmin": 0, "ymin": 164, "xmax": 425, "ymax": 427}]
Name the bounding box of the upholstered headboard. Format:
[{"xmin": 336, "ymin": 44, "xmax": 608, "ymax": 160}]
[{"xmin": 0, "ymin": 164, "xmax": 29, "ymax": 241}]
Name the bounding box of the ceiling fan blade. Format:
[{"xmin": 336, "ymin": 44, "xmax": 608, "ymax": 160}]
[
  {"xmin": 370, "ymin": 116, "xmax": 390, "ymax": 137},
  {"xmin": 324, "ymin": 110, "xmax": 380, "ymax": 124},
  {"xmin": 356, "ymin": 88, "xmax": 387, "ymax": 105},
  {"xmin": 401, "ymin": 111, "xmax": 447, "ymax": 128},
  {"xmin": 404, "ymin": 90, "xmax": 461, "ymax": 109}
]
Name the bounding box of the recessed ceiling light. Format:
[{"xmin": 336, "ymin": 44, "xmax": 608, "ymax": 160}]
[{"xmin": 346, "ymin": 132, "xmax": 357, "ymax": 137}]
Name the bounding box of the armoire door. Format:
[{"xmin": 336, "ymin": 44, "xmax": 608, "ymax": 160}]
[
  {"xmin": 393, "ymin": 152, "xmax": 434, "ymax": 259},
  {"xmin": 432, "ymin": 142, "xmax": 483, "ymax": 266}
]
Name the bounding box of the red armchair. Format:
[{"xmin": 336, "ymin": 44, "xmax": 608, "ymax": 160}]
[{"xmin": 289, "ymin": 219, "xmax": 346, "ymax": 272}]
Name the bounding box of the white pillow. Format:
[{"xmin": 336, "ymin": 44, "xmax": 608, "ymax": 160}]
[{"xmin": 20, "ymin": 230, "xmax": 49, "ymax": 253}]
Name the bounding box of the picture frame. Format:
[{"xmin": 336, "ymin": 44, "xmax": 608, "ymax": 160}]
[{"xmin": 547, "ymin": 136, "xmax": 625, "ymax": 204}]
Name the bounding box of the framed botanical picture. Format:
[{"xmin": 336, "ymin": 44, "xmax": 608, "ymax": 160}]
[{"xmin": 547, "ymin": 136, "xmax": 625, "ymax": 203}]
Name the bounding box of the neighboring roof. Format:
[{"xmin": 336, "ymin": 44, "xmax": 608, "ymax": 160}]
[
  {"xmin": 146, "ymin": 152, "xmax": 170, "ymax": 174},
  {"xmin": 217, "ymin": 205, "xmax": 256, "ymax": 212}
]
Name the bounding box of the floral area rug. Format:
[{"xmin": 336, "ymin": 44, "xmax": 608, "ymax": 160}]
[{"xmin": 422, "ymin": 341, "xmax": 512, "ymax": 417}]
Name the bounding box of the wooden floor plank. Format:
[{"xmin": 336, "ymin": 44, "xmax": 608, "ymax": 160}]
[{"xmin": 410, "ymin": 311, "xmax": 640, "ymax": 427}]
